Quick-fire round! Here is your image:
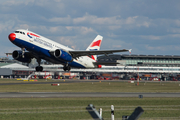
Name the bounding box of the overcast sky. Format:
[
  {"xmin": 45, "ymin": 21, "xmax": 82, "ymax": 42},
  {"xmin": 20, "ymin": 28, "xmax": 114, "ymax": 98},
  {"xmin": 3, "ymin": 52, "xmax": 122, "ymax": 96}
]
[{"xmin": 1, "ymin": 0, "xmax": 180, "ymax": 58}]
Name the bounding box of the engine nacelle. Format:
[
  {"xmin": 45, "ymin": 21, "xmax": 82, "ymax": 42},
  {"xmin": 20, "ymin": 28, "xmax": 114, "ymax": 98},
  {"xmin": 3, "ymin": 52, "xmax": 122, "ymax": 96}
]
[
  {"xmin": 54, "ymin": 49, "xmax": 73, "ymax": 62},
  {"xmin": 12, "ymin": 50, "xmax": 31, "ymax": 63}
]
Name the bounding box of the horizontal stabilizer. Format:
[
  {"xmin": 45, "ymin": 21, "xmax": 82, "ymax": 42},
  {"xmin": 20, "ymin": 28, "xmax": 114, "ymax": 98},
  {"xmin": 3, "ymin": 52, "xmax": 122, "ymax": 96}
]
[{"xmin": 93, "ymin": 62, "xmax": 120, "ymax": 65}]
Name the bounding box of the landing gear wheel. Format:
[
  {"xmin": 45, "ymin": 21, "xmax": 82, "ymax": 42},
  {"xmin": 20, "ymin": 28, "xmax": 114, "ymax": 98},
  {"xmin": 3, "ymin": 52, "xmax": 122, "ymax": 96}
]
[
  {"xmin": 63, "ymin": 65, "xmax": 71, "ymax": 71},
  {"xmin": 36, "ymin": 66, "xmax": 43, "ymax": 72},
  {"xmin": 67, "ymin": 66, "xmax": 71, "ymax": 71},
  {"xmin": 63, "ymin": 66, "xmax": 66, "ymax": 71},
  {"xmin": 36, "ymin": 58, "xmax": 43, "ymax": 72}
]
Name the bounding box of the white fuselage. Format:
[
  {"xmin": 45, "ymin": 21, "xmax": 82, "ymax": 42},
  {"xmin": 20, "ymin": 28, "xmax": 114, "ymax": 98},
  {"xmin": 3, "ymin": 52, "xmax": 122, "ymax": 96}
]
[{"xmin": 11, "ymin": 29, "xmax": 96, "ymax": 68}]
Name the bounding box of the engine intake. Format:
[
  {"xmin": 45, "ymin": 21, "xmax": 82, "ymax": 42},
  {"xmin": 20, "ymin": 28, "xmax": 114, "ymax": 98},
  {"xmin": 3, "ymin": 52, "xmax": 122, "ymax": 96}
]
[
  {"xmin": 12, "ymin": 50, "xmax": 31, "ymax": 63},
  {"xmin": 54, "ymin": 49, "xmax": 73, "ymax": 62}
]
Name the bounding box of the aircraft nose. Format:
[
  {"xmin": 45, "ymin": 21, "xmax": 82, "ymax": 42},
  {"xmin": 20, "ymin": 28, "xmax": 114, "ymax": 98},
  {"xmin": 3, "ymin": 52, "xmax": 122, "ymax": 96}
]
[{"xmin": 8, "ymin": 33, "xmax": 16, "ymax": 42}]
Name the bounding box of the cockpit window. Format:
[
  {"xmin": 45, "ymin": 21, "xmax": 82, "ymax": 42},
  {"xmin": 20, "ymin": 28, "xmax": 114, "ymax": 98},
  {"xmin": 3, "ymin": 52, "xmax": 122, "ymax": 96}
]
[{"xmin": 15, "ymin": 31, "xmax": 25, "ymax": 35}]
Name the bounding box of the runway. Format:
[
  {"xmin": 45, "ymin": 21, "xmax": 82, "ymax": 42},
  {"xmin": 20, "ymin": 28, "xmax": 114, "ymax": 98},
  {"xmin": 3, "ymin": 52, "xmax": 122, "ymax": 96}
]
[{"xmin": 0, "ymin": 92, "xmax": 180, "ymax": 98}]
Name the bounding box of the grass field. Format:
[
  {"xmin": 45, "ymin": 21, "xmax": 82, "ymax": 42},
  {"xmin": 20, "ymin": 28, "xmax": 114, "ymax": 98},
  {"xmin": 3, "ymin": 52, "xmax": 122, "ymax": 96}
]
[
  {"xmin": 0, "ymin": 79, "xmax": 180, "ymax": 119},
  {"xmin": 0, "ymin": 98, "xmax": 180, "ymax": 120},
  {"xmin": 0, "ymin": 79, "xmax": 180, "ymax": 92}
]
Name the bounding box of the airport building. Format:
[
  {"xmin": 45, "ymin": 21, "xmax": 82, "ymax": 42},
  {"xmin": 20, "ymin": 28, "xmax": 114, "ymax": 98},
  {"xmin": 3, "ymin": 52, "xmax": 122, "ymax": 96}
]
[
  {"xmin": 98, "ymin": 54, "xmax": 180, "ymax": 67},
  {"xmin": 0, "ymin": 55, "xmax": 180, "ymax": 81}
]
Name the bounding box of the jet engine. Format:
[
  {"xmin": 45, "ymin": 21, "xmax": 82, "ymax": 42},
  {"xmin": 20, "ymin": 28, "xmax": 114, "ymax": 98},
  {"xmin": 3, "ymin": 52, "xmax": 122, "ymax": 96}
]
[
  {"xmin": 12, "ymin": 50, "xmax": 31, "ymax": 63},
  {"xmin": 54, "ymin": 49, "xmax": 73, "ymax": 62}
]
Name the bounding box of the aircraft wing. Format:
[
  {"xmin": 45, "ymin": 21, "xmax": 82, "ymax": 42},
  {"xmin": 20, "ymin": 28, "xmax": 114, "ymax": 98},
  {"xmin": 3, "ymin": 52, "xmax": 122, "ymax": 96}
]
[{"xmin": 69, "ymin": 49, "xmax": 130, "ymax": 58}]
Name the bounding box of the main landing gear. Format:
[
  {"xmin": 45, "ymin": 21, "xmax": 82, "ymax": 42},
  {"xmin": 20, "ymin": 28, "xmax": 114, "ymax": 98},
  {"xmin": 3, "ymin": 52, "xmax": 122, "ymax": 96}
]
[
  {"xmin": 36, "ymin": 66, "xmax": 43, "ymax": 72},
  {"xmin": 35, "ymin": 59, "xmax": 43, "ymax": 72},
  {"xmin": 63, "ymin": 64, "xmax": 71, "ymax": 71},
  {"xmin": 35, "ymin": 59, "xmax": 71, "ymax": 72}
]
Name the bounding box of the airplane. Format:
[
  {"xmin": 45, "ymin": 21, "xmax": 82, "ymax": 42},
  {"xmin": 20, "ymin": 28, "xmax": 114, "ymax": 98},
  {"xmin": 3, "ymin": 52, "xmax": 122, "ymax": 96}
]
[{"xmin": 8, "ymin": 29, "xmax": 130, "ymax": 71}]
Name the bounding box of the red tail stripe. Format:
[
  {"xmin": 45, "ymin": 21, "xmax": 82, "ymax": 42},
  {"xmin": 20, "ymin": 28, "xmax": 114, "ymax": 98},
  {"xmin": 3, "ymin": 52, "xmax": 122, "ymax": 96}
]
[{"xmin": 90, "ymin": 40, "xmax": 101, "ymax": 47}]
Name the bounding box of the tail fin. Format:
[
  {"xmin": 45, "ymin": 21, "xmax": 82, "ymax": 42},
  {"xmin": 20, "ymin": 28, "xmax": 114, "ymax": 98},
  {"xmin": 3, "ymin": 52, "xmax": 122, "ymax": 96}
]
[{"xmin": 86, "ymin": 35, "xmax": 103, "ymax": 61}]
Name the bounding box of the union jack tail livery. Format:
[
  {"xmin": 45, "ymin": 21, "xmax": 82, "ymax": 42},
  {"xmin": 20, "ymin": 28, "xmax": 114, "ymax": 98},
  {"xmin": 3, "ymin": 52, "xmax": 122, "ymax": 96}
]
[{"xmin": 86, "ymin": 35, "xmax": 103, "ymax": 61}]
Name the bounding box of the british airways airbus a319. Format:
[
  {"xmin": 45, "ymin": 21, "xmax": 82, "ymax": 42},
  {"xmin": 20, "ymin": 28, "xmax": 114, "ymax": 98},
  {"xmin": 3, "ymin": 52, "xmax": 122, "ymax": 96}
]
[{"xmin": 8, "ymin": 29, "xmax": 130, "ymax": 71}]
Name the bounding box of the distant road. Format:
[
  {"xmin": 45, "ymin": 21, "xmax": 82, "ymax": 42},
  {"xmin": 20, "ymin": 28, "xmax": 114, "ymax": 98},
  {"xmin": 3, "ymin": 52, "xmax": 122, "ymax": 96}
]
[{"xmin": 0, "ymin": 92, "xmax": 180, "ymax": 98}]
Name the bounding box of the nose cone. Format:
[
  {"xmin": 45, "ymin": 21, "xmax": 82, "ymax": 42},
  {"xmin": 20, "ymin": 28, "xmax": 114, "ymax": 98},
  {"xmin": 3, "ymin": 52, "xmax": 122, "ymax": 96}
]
[{"xmin": 8, "ymin": 33, "xmax": 16, "ymax": 42}]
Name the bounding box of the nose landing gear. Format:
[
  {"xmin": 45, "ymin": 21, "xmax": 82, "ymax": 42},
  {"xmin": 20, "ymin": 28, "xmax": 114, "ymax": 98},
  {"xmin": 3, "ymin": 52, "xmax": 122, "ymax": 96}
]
[{"xmin": 35, "ymin": 58, "xmax": 43, "ymax": 72}]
